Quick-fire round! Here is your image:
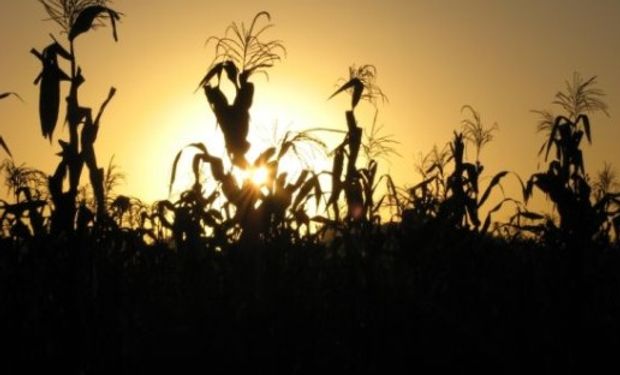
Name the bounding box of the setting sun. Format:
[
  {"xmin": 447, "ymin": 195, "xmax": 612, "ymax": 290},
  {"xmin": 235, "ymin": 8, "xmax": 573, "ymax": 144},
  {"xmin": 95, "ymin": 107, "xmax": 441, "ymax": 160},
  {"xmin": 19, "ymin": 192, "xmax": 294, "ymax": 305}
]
[{"xmin": 247, "ymin": 166, "xmax": 269, "ymax": 186}]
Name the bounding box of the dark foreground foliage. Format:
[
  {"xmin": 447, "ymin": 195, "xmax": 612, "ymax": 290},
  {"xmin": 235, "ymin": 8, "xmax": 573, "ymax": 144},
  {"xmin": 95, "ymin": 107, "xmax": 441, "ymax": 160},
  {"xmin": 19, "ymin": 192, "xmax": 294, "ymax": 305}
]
[{"xmin": 2, "ymin": 228, "xmax": 619, "ymax": 374}]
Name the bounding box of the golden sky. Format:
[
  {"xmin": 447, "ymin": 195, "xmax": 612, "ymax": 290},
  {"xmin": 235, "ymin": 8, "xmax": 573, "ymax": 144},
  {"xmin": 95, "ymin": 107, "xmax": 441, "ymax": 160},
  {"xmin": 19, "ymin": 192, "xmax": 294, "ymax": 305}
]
[{"xmin": 1, "ymin": 0, "xmax": 619, "ymax": 213}]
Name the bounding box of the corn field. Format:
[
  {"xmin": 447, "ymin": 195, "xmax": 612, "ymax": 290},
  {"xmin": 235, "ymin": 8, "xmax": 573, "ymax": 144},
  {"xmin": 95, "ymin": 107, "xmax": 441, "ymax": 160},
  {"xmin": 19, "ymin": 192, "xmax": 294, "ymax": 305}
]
[{"xmin": 1, "ymin": 4, "xmax": 619, "ymax": 374}]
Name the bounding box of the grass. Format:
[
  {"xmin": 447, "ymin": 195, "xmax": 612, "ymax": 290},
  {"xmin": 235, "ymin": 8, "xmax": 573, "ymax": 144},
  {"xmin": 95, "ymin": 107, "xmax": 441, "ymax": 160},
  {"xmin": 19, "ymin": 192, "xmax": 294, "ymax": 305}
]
[{"xmin": 1, "ymin": 7, "xmax": 619, "ymax": 374}]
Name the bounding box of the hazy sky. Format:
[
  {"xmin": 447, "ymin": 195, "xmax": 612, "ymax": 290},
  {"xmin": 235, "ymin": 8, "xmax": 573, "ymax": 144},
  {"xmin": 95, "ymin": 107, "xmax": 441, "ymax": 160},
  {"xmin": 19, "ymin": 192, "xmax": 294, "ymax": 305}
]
[{"xmin": 1, "ymin": 0, "xmax": 619, "ymax": 211}]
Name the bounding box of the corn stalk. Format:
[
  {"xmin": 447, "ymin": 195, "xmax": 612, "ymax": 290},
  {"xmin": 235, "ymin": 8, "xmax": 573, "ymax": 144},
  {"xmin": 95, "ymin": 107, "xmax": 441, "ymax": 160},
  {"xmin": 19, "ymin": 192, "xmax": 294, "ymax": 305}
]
[{"xmin": 32, "ymin": 1, "xmax": 121, "ymax": 233}]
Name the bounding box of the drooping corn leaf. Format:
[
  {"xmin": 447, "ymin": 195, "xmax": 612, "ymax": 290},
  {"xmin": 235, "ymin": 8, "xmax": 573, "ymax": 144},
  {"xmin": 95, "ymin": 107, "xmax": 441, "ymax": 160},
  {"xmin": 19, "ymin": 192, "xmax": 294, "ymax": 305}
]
[
  {"xmin": 223, "ymin": 61, "xmax": 239, "ymax": 86},
  {"xmin": 199, "ymin": 62, "xmax": 226, "ymax": 88},
  {"xmin": 254, "ymin": 147, "xmax": 276, "ymax": 166},
  {"xmin": 328, "ymin": 78, "xmax": 363, "ymax": 109},
  {"xmin": 292, "ymin": 175, "xmax": 317, "ymax": 211},
  {"xmin": 288, "ymin": 170, "xmax": 309, "ymax": 192},
  {"xmin": 69, "ymin": 5, "xmax": 121, "ymax": 42},
  {"xmin": 0, "ymin": 92, "xmax": 24, "ymax": 102},
  {"xmin": 169, "ymin": 149, "xmax": 185, "ymax": 194},
  {"xmin": 480, "ymin": 198, "xmax": 513, "ymax": 234},
  {"xmin": 192, "ymin": 153, "xmax": 208, "ymax": 186},
  {"xmin": 169, "ymin": 143, "xmax": 214, "ymax": 193},
  {"xmin": 545, "ymin": 116, "xmax": 568, "ymax": 161},
  {"xmin": 0, "ymin": 136, "xmax": 12, "ymax": 157},
  {"xmin": 478, "ymin": 171, "xmax": 508, "ymax": 208},
  {"xmin": 94, "ymin": 87, "xmax": 116, "ymax": 128},
  {"xmin": 578, "ymin": 114, "xmax": 591, "ymax": 144}
]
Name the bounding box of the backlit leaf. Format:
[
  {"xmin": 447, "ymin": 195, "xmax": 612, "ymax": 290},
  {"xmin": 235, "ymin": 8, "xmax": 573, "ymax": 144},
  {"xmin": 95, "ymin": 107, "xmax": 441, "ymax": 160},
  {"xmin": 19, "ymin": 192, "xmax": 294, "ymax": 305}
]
[
  {"xmin": 292, "ymin": 175, "xmax": 316, "ymax": 211},
  {"xmin": 0, "ymin": 137, "xmax": 12, "ymax": 157},
  {"xmin": 0, "ymin": 92, "xmax": 24, "ymax": 102},
  {"xmin": 328, "ymin": 78, "xmax": 363, "ymax": 109},
  {"xmin": 254, "ymin": 147, "xmax": 276, "ymax": 166},
  {"xmin": 69, "ymin": 5, "xmax": 121, "ymax": 42},
  {"xmin": 169, "ymin": 149, "xmax": 184, "ymax": 194},
  {"xmin": 478, "ymin": 171, "xmax": 508, "ymax": 208}
]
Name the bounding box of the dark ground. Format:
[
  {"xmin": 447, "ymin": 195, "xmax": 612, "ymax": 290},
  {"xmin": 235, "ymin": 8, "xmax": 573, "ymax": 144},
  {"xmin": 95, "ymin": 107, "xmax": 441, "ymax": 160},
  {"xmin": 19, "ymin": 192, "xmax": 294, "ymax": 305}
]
[{"xmin": 1, "ymin": 228, "xmax": 619, "ymax": 374}]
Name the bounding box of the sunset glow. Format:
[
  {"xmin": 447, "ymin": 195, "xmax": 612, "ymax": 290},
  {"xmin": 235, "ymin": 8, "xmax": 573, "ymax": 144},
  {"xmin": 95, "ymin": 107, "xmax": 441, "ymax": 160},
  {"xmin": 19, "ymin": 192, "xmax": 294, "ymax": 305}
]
[{"xmin": 1, "ymin": 1, "xmax": 619, "ymax": 215}]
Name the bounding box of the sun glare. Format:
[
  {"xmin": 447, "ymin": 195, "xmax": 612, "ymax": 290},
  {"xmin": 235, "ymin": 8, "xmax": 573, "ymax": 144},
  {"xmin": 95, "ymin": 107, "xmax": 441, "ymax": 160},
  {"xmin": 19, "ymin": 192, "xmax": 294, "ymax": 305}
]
[{"xmin": 249, "ymin": 166, "xmax": 269, "ymax": 185}]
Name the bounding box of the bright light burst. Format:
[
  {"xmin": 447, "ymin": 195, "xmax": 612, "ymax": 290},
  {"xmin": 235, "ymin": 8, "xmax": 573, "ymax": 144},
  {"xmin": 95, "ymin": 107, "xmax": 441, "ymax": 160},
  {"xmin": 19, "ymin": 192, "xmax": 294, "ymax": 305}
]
[{"xmin": 248, "ymin": 166, "xmax": 269, "ymax": 186}]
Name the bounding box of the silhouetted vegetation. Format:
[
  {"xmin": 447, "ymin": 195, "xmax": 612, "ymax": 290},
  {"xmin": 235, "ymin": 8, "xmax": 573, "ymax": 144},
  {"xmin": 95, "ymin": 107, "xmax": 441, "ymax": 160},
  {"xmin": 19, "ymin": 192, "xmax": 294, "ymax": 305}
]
[{"xmin": 1, "ymin": 7, "xmax": 619, "ymax": 374}]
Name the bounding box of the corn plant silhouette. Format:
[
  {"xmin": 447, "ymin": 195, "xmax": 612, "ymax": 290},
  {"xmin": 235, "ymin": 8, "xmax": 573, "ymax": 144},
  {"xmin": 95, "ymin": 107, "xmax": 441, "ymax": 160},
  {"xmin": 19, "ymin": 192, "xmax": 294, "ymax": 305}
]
[
  {"xmin": 437, "ymin": 130, "xmax": 508, "ymax": 233},
  {"xmin": 402, "ymin": 144, "xmax": 451, "ymax": 228},
  {"xmin": 518, "ymin": 73, "xmax": 620, "ymax": 372},
  {"xmin": 524, "ymin": 73, "xmax": 618, "ymax": 245},
  {"xmin": 171, "ymin": 12, "xmax": 329, "ymax": 246},
  {"xmin": 591, "ymin": 162, "xmax": 620, "ymax": 242},
  {"xmin": 403, "ymin": 107, "xmax": 508, "ymax": 234},
  {"xmin": 169, "ymin": 132, "xmax": 324, "ymax": 246},
  {"xmin": 32, "ymin": 0, "xmax": 121, "ymax": 233},
  {"xmin": 199, "ymin": 11, "xmax": 285, "ymax": 169},
  {"xmin": 327, "ymin": 64, "xmax": 387, "ymax": 222},
  {"xmin": 0, "ymin": 160, "xmax": 49, "ymax": 238}
]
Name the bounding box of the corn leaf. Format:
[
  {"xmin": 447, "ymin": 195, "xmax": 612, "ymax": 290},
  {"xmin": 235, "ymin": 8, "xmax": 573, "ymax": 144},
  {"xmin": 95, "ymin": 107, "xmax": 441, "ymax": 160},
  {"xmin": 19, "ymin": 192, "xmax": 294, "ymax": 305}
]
[
  {"xmin": 199, "ymin": 62, "xmax": 226, "ymax": 88},
  {"xmin": 0, "ymin": 92, "xmax": 24, "ymax": 102},
  {"xmin": 478, "ymin": 171, "xmax": 508, "ymax": 208},
  {"xmin": 69, "ymin": 5, "xmax": 121, "ymax": 42},
  {"xmin": 0, "ymin": 137, "xmax": 12, "ymax": 157},
  {"xmin": 545, "ymin": 116, "xmax": 569, "ymax": 161},
  {"xmin": 328, "ymin": 78, "xmax": 363, "ymax": 109},
  {"xmin": 292, "ymin": 175, "xmax": 317, "ymax": 211},
  {"xmin": 313, "ymin": 174, "xmax": 322, "ymax": 209},
  {"xmin": 288, "ymin": 170, "xmax": 309, "ymax": 192},
  {"xmin": 480, "ymin": 198, "xmax": 512, "ymax": 234},
  {"xmin": 192, "ymin": 153, "xmax": 208, "ymax": 185},
  {"xmin": 254, "ymin": 147, "xmax": 276, "ymax": 166},
  {"xmin": 223, "ymin": 61, "xmax": 239, "ymax": 84},
  {"xmin": 519, "ymin": 210, "xmax": 545, "ymax": 221},
  {"xmin": 578, "ymin": 114, "xmax": 591, "ymax": 144},
  {"xmin": 209, "ymin": 157, "xmax": 226, "ymax": 181},
  {"xmin": 169, "ymin": 149, "xmax": 184, "ymax": 194}
]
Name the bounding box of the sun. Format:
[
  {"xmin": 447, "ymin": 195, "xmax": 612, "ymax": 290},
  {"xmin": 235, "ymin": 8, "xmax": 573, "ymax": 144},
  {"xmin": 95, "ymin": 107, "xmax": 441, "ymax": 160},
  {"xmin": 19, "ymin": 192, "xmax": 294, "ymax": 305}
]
[{"xmin": 248, "ymin": 166, "xmax": 269, "ymax": 186}]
